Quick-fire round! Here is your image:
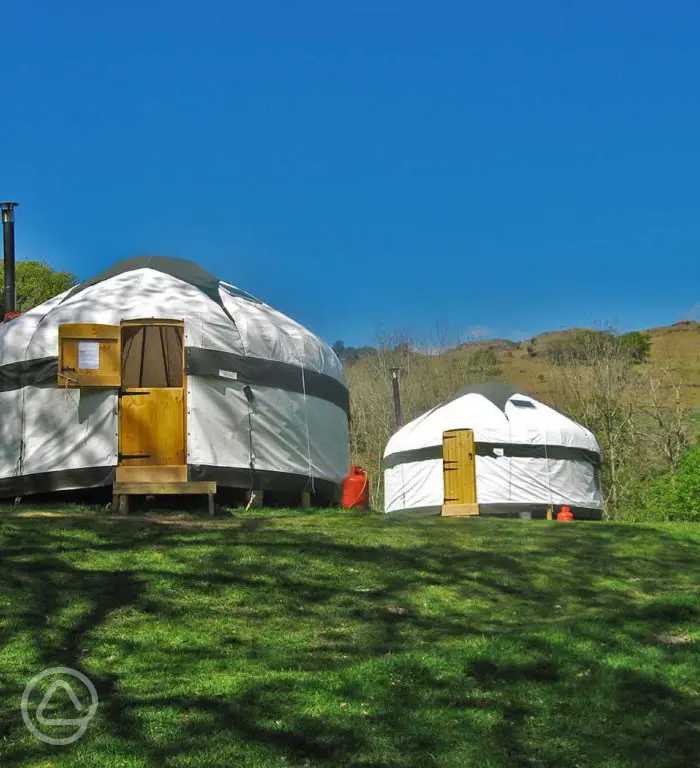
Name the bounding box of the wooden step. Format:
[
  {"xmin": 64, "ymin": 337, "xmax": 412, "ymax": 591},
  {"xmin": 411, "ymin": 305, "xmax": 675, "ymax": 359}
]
[
  {"xmin": 112, "ymin": 481, "xmax": 218, "ymax": 516},
  {"xmin": 113, "ymin": 482, "xmax": 216, "ymax": 496},
  {"xmin": 116, "ymin": 465, "xmax": 187, "ymax": 483},
  {"xmin": 441, "ymin": 503, "xmax": 480, "ymax": 517}
]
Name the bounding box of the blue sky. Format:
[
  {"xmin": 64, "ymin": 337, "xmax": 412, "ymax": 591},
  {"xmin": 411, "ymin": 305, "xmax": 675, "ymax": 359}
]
[{"xmin": 3, "ymin": 1, "xmax": 699, "ymax": 345}]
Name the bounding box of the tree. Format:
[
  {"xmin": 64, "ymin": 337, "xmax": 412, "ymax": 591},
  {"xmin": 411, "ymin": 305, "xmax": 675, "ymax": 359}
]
[
  {"xmin": 546, "ymin": 329, "xmax": 651, "ymax": 366},
  {"xmin": 546, "ymin": 333, "xmax": 690, "ymax": 518},
  {"xmin": 618, "ymin": 331, "xmax": 651, "ymax": 363},
  {"xmin": 631, "ymin": 443, "xmax": 700, "ymax": 522},
  {"xmin": 548, "ymin": 337, "xmax": 637, "ymax": 513},
  {"xmin": 331, "ymin": 340, "xmax": 376, "ymax": 365},
  {"xmin": 0, "ymin": 261, "xmax": 77, "ymax": 314},
  {"xmin": 464, "ymin": 348, "xmax": 501, "ymax": 379}
]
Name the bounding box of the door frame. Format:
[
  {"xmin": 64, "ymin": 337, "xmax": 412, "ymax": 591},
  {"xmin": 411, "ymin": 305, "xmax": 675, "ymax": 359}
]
[
  {"xmin": 441, "ymin": 428, "xmax": 479, "ymax": 517},
  {"xmin": 116, "ymin": 319, "xmax": 187, "ymax": 483}
]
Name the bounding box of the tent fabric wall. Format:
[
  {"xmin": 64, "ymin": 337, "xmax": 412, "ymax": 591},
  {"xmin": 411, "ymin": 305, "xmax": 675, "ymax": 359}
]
[
  {"xmin": 0, "ymin": 390, "xmax": 21, "ymax": 480},
  {"xmin": 383, "ymin": 386, "xmax": 602, "ymax": 516},
  {"xmin": 186, "ymin": 377, "xmax": 349, "ymax": 484},
  {"xmin": 20, "ymin": 387, "xmax": 118, "ymax": 477},
  {"xmin": 0, "ymin": 257, "xmax": 349, "ymax": 499}
]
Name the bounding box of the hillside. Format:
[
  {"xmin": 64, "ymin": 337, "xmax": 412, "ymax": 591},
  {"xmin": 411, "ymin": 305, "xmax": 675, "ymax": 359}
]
[
  {"xmin": 493, "ymin": 320, "xmax": 700, "ymax": 409},
  {"xmin": 343, "ymin": 320, "xmax": 700, "ymax": 410}
]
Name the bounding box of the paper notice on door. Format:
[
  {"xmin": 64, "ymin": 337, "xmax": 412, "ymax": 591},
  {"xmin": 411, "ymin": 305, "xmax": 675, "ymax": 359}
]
[{"xmin": 78, "ymin": 341, "xmax": 100, "ymax": 370}]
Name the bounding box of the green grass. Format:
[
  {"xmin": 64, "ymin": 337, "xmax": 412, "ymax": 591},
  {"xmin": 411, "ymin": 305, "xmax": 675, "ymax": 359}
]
[{"xmin": 0, "ymin": 505, "xmax": 698, "ymax": 767}]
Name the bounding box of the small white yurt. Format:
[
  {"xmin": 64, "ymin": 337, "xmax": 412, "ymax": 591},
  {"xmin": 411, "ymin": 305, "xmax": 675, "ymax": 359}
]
[
  {"xmin": 383, "ymin": 383, "xmax": 602, "ymax": 519},
  {"xmin": 0, "ymin": 256, "xmax": 349, "ymax": 502}
]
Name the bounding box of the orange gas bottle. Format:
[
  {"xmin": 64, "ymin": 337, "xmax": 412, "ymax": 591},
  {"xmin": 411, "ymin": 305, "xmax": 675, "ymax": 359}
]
[
  {"xmin": 342, "ymin": 465, "xmax": 369, "ymax": 509},
  {"xmin": 557, "ymin": 505, "xmax": 575, "ymax": 522}
]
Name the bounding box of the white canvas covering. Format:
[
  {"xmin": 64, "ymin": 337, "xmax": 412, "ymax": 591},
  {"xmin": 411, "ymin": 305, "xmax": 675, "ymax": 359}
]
[
  {"xmin": 0, "ymin": 256, "xmax": 349, "ymax": 499},
  {"xmin": 383, "ymin": 384, "xmax": 602, "ymax": 516}
]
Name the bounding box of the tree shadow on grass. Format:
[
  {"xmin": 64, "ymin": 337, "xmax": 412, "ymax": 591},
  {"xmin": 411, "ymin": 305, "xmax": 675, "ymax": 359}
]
[{"xmin": 0, "ymin": 513, "xmax": 698, "ymax": 767}]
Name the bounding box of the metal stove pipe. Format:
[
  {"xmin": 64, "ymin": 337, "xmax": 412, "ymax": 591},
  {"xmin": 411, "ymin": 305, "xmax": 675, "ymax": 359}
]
[{"xmin": 1, "ymin": 202, "xmax": 19, "ymax": 316}]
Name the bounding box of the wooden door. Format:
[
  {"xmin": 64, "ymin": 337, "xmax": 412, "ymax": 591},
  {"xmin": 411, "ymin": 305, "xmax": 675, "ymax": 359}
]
[
  {"xmin": 120, "ymin": 389, "xmax": 185, "ymax": 465},
  {"xmin": 442, "ymin": 429, "xmax": 479, "ymax": 516},
  {"xmin": 117, "ymin": 321, "xmax": 186, "ymax": 483}
]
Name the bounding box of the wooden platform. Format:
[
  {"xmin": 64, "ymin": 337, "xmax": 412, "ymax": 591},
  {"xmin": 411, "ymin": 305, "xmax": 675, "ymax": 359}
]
[
  {"xmin": 114, "ymin": 482, "xmax": 216, "ymax": 495},
  {"xmin": 441, "ymin": 503, "xmax": 480, "ymax": 517},
  {"xmin": 112, "ymin": 481, "xmax": 217, "ymax": 516},
  {"xmin": 116, "ymin": 465, "xmax": 188, "ymax": 483}
]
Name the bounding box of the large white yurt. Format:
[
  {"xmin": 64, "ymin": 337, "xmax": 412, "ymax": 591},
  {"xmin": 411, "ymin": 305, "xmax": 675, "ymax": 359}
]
[
  {"xmin": 383, "ymin": 383, "xmax": 602, "ymax": 519},
  {"xmin": 0, "ymin": 256, "xmax": 349, "ymax": 502}
]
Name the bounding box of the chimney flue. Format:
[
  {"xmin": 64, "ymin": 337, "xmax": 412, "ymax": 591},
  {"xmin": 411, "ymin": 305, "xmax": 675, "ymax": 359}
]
[
  {"xmin": 1, "ymin": 202, "xmax": 19, "ymax": 317},
  {"xmin": 391, "ymin": 367, "xmax": 403, "ymax": 429}
]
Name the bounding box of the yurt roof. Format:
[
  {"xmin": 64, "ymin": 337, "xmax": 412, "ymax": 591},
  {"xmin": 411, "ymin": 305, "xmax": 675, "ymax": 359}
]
[
  {"xmin": 63, "ymin": 255, "xmax": 262, "ymax": 309},
  {"xmin": 384, "ymin": 380, "xmax": 601, "ymax": 458},
  {"xmin": 444, "ymin": 382, "xmax": 519, "ymax": 412},
  {"xmin": 0, "ymin": 255, "xmax": 346, "ymax": 388}
]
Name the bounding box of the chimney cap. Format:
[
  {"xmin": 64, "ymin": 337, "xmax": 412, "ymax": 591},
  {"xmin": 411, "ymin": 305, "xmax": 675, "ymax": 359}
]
[{"xmin": 0, "ymin": 202, "xmax": 18, "ymax": 222}]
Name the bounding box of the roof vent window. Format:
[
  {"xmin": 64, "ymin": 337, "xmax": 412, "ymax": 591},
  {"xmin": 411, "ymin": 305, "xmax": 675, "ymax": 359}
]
[
  {"xmin": 511, "ymin": 399, "xmax": 536, "ymax": 408},
  {"xmin": 220, "ymin": 282, "xmax": 262, "ymax": 304}
]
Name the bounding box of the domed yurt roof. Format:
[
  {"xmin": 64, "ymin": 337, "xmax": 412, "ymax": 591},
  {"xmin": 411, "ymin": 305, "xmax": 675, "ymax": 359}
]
[{"xmin": 0, "ymin": 256, "xmax": 345, "ymax": 386}]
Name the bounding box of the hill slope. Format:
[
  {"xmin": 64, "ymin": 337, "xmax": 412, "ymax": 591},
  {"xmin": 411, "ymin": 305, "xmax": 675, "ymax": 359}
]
[{"xmin": 491, "ymin": 320, "xmax": 700, "ymax": 408}]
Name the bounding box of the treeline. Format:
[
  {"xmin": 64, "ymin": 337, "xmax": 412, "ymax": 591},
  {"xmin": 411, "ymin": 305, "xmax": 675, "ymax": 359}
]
[
  {"xmin": 543, "ymin": 329, "xmax": 652, "ymax": 365},
  {"xmin": 0, "ymin": 261, "xmax": 76, "ymax": 315},
  {"xmin": 332, "ymin": 340, "xmax": 377, "ymax": 364}
]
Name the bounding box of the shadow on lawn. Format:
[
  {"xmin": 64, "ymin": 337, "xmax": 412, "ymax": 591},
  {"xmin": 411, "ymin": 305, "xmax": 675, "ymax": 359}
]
[{"xmin": 0, "ymin": 514, "xmax": 698, "ymax": 767}]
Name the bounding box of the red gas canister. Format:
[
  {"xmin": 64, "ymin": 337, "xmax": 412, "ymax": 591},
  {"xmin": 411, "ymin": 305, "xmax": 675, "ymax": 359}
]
[
  {"xmin": 342, "ymin": 465, "xmax": 369, "ymax": 509},
  {"xmin": 557, "ymin": 505, "xmax": 575, "ymax": 522}
]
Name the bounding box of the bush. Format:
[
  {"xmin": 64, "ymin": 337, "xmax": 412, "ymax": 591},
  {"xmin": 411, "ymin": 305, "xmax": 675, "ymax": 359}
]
[
  {"xmin": 465, "ymin": 348, "xmax": 500, "ymax": 377},
  {"xmin": 546, "ymin": 330, "xmax": 651, "ymax": 366},
  {"xmin": 619, "ymin": 443, "xmax": 700, "ymax": 522},
  {"xmin": 545, "ymin": 331, "xmax": 612, "ymax": 365},
  {"xmin": 618, "ymin": 331, "xmax": 652, "ymax": 363}
]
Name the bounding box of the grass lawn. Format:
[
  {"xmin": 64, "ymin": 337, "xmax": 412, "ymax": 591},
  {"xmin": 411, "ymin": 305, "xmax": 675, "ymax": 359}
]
[{"xmin": 0, "ymin": 506, "xmax": 698, "ymax": 767}]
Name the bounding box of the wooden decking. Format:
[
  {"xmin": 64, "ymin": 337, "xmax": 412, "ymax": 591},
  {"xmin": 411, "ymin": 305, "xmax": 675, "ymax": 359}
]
[{"xmin": 112, "ymin": 481, "xmax": 217, "ymax": 516}]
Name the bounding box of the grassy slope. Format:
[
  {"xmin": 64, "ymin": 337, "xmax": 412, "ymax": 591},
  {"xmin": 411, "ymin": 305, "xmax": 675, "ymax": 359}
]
[
  {"xmin": 494, "ymin": 321, "xmax": 700, "ymax": 410},
  {"xmin": 0, "ymin": 507, "xmax": 698, "ymax": 768}
]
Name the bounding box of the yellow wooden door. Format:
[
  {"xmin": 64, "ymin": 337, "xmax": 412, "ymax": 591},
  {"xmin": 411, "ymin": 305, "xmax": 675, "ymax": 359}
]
[
  {"xmin": 442, "ymin": 429, "xmax": 479, "ymax": 516},
  {"xmin": 117, "ymin": 321, "xmax": 187, "ymax": 483},
  {"xmin": 119, "ymin": 389, "xmax": 185, "ymax": 466}
]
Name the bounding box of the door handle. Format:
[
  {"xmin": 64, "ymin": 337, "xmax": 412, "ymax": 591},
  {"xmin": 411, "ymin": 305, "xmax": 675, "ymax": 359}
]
[{"xmin": 119, "ymin": 390, "xmax": 151, "ymax": 397}]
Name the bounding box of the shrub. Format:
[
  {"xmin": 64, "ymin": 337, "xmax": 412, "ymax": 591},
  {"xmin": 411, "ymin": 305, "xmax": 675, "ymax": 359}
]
[
  {"xmin": 618, "ymin": 443, "xmax": 700, "ymax": 522},
  {"xmin": 546, "ymin": 330, "xmax": 651, "ymax": 366},
  {"xmin": 465, "ymin": 348, "xmax": 501, "ymax": 377},
  {"xmin": 618, "ymin": 331, "xmax": 652, "ymax": 363}
]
